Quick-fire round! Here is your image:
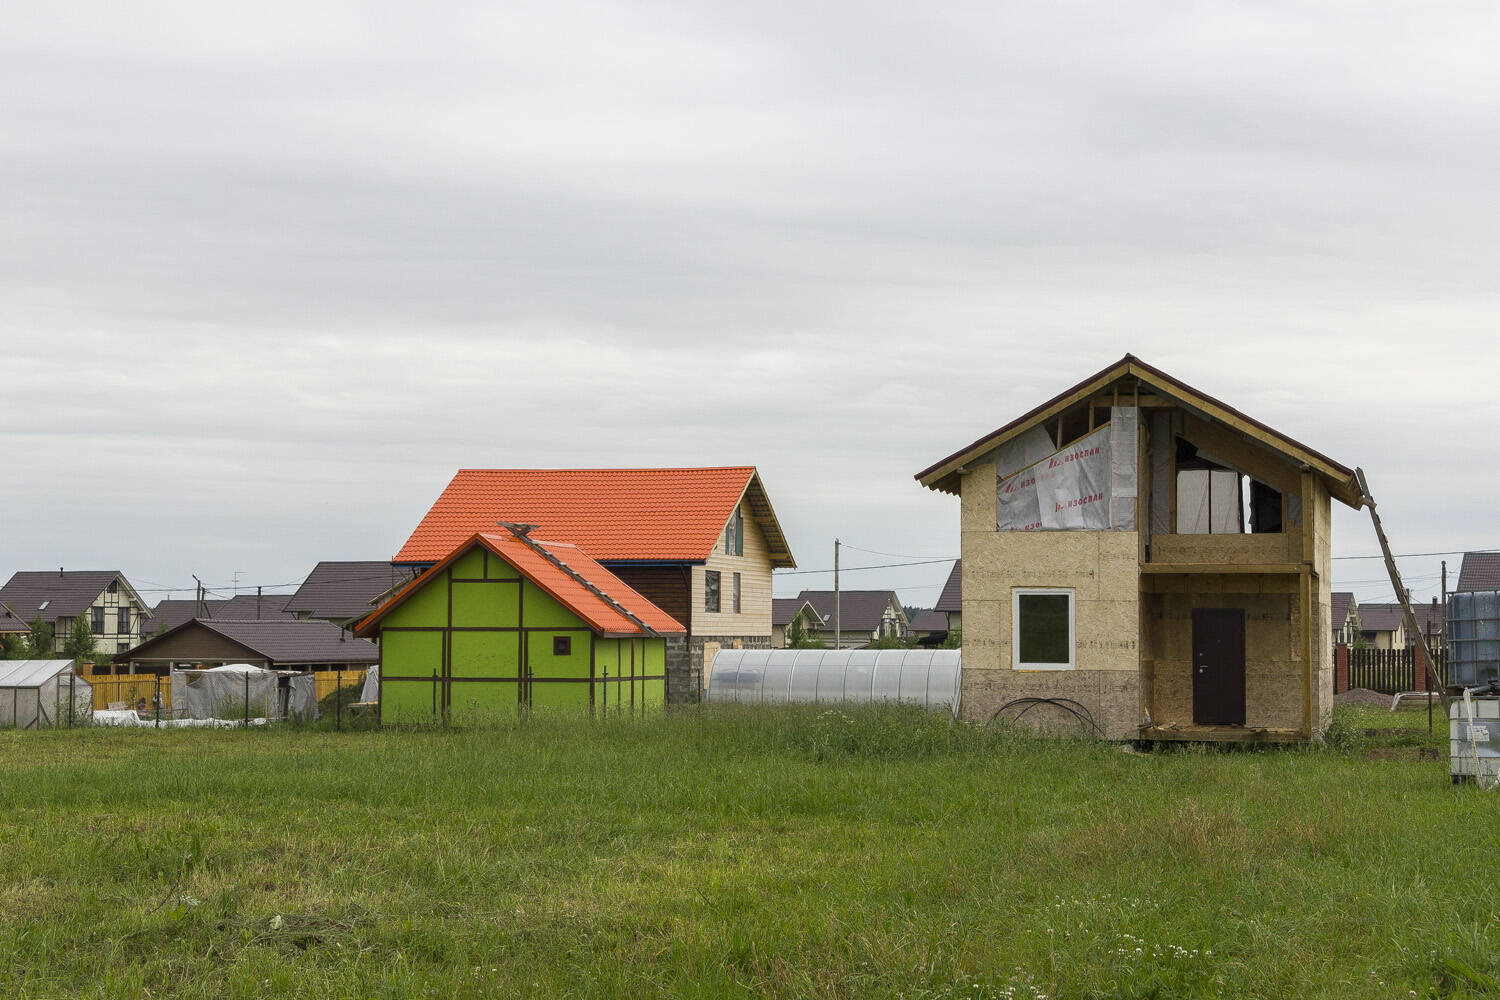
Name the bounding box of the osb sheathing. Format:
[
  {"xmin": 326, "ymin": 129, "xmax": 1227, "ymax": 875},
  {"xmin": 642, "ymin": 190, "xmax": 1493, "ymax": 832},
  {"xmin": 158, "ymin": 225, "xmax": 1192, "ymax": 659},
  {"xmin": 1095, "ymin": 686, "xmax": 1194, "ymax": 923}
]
[
  {"xmin": 959, "ymin": 459, "xmax": 1141, "ymax": 736},
  {"xmin": 1151, "ymin": 532, "xmax": 1297, "ymax": 565}
]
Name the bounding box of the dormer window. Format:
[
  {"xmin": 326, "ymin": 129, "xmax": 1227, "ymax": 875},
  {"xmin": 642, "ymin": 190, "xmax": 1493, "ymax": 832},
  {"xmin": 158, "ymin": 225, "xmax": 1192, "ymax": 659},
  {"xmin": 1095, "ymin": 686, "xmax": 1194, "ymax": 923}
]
[{"xmin": 38, "ymin": 600, "xmax": 49, "ymax": 611}]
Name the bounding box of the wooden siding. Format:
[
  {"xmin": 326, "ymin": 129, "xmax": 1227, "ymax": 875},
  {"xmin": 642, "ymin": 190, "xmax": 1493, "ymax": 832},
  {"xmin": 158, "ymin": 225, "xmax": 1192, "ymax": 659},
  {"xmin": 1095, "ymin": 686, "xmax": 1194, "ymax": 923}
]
[
  {"xmin": 609, "ymin": 566, "xmax": 692, "ymax": 632},
  {"xmin": 691, "ymin": 499, "xmax": 774, "ymax": 637}
]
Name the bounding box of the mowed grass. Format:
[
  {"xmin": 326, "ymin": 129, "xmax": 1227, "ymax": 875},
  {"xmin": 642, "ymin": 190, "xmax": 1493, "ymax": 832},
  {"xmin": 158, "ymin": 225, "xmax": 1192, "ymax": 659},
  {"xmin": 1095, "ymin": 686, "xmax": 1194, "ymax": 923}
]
[{"xmin": 0, "ymin": 703, "xmax": 1495, "ymax": 999}]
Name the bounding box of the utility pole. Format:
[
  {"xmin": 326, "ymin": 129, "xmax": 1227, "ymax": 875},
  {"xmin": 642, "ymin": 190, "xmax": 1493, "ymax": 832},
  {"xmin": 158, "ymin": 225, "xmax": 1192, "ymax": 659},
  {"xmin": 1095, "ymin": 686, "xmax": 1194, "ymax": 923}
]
[{"xmin": 833, "ymin": 538, "xmax": 840, "ymax": 651}]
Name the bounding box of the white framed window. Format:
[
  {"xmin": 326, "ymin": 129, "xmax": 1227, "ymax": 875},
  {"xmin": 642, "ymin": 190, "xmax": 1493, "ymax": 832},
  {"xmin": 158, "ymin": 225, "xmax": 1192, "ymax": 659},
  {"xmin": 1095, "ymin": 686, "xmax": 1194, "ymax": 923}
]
[{"xmin": 1012, "ymin": 588, "xmax": 1075, "ymax": 671}]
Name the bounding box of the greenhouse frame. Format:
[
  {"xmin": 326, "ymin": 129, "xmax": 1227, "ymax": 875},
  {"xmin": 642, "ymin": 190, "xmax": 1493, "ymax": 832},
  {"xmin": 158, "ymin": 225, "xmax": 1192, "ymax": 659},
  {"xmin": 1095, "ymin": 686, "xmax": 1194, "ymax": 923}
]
[{"xmin": 0, "ymin": 660, "xmax": 93, "ymax": 729}]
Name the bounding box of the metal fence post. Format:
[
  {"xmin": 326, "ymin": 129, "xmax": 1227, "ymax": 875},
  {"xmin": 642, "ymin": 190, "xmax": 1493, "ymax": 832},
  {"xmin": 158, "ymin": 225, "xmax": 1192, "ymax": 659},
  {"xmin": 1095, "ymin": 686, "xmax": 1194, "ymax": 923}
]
[
  {"xmin": 432, "ymin": 668, "xmax": 438, "ymax": 719},
  {"xmin": 244, "ymin": 672, "xmax": 250, "ymax": 728},
  {"xmin": 69, "ymin": 672, "xmax": 75, "ymax": 728},
  {"xmin": 336, "ymin": 669, "xmax": 342, "ymax": 730},
  {"xmin": 155, "ymin": 673, "xmax": 161, "ymax": 729}
]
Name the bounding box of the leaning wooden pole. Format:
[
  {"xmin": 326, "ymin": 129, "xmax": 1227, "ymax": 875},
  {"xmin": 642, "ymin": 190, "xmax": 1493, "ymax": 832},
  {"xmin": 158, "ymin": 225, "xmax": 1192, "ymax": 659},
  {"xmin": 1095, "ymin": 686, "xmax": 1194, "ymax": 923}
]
[{"xmin": 1354, "ymin": 467, "xmax": 1451, "ymax": 713}]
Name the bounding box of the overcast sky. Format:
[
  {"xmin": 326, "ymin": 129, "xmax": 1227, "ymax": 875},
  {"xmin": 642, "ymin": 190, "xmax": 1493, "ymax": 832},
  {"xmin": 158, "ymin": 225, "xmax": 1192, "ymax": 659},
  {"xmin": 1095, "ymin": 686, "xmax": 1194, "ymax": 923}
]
[{"xmin": 3, "ymin": 2, "xmax": 1498, "ymax": 610}]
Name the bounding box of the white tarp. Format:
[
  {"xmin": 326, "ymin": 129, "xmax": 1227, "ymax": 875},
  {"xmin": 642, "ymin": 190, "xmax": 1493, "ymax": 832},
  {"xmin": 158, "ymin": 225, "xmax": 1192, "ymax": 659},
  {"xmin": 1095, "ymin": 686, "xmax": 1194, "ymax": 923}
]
[
  {"xmin": 171, "ymin": 664, "xmax": 317, "ymax": 721},
  {"xmin": 996, "ymin": 407, "xmax": 1138, "ymax": 531},
  {"xmin": 1175, "ymin": 468, "xmax": 1242, "ymax": 534},
  {"xmin": 360, "ymin": 664, "xmax": 379, "ymax": 703}
]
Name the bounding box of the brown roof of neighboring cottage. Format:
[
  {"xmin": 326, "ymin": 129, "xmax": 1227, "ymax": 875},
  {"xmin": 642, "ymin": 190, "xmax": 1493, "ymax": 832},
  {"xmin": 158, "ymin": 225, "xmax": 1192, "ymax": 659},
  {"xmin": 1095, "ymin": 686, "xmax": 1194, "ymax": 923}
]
[
  {"xmin": 1358, "ymin": 602, "xmax": 1445, "ymax": 637},
  {"xmin": 772, "ymin": 598, "xmax": 820, "ymax": 627},
  {"xmin": 794, "ymin": 590, "xmax": 902, "ymax": 632},
  {"xmin": 0, "ymin": 605, "xmax": 30, "ymax": 634},
  {"xmin": 116, "ymin": 618, "xmax": 380, "ymax": 666},
  {"xmin": 1330, "ymin": 592, "xmax": 1355, "ymax": 628},
  {"xmin": 150, "ymin": 594, "xmax": 297, "ymax": 633},
  {"xmin": 1455, "ymin": 552, "xmax": 1500, "ymax": 593},
  {"xmin": 915, "ymin": 354, "xmax": 1362, "ymax": 506},
  {"xmin": 934, "ymin": 561, "xmax": 962, "ymax": 613},
  {"xmin": 910, "ymin": 610, "xmax": 950, "ymax": 632},
  {"xmin": 0, "ymin": 571, "xmax": 149, "ymax": 623},
  {"xmin": 283, "ymin": 562, "xmax": 420, "ymax": 620}
]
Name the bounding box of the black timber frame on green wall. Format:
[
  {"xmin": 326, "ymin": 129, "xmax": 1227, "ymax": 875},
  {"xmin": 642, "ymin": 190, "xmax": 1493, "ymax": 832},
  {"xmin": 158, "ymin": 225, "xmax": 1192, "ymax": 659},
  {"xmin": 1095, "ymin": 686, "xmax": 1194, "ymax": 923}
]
[{"xmin": 375, "ymin": 545, "xmax": 666, "ymax": 724}]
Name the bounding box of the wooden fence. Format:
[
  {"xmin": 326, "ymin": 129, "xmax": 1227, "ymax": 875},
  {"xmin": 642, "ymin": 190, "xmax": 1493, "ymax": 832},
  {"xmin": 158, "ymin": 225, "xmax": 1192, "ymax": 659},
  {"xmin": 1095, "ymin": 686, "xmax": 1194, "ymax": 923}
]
[
  {"xmin": 1347, "ymin": 647, "xmax": 1447, "ymax": 695},
  {"xmin": 79, "ymin": 668, "xmax": 369, "ymax": 713}
]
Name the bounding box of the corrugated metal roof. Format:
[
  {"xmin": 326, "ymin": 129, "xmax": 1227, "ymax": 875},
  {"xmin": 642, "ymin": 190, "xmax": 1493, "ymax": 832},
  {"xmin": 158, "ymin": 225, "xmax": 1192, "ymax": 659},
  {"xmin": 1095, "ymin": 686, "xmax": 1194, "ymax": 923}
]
[
  {"xmin": 393, "ymin": 467, "xmax": 795, "ymax": 568},
  {"xmin": 0, "ymin": 660, "xmax": 84, "ymax": 688}
]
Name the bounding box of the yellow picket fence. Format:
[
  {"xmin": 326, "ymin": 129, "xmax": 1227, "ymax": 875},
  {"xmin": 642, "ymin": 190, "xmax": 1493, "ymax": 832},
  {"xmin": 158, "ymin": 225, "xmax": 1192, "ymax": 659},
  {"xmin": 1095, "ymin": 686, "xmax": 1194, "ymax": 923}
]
[
  {"xmin": 84, "ymin": 674, "xmax": 171, "ymax": 712},
  {"xmin": 79, "ymin": 669, "xmax": 368, "ymax": 713}
]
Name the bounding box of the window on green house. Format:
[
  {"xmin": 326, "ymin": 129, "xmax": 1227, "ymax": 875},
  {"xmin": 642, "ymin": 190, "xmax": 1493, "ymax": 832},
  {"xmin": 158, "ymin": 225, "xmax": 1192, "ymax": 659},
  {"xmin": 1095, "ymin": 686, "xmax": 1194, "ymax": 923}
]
[
  {"xmin": 553, "ymin": 636, "xmax": 571, "ymax": 656},
  {"xmin": 705, "ymin": 571, "xmax": 720, "ymax": 613}
]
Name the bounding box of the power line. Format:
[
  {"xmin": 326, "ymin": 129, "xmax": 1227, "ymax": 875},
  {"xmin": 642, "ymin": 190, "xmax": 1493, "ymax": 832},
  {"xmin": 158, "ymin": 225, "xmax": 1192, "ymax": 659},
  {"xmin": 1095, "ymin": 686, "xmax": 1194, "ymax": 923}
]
[
  {"xmin": 778, "ymin": 558, "xmax": 955, "ymax": 576},
  {"xmin": 838, "ymin": 543, "xmax": 958, "ymax": 562},
  {"xmin": 1333, "ymin": 548, "xmax": 1496, "ymax": 561}
]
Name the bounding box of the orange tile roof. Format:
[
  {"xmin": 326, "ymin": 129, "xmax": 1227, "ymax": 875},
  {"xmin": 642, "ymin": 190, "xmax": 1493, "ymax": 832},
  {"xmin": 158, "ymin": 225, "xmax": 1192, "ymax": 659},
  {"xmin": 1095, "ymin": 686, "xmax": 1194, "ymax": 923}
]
[
  {"xmin": 358, "ymin": 532, "xmax": 686, "ymax": 638},
  {"xmin": 394, "ymin": 467, "xmax": 766, "ymax": 565}
]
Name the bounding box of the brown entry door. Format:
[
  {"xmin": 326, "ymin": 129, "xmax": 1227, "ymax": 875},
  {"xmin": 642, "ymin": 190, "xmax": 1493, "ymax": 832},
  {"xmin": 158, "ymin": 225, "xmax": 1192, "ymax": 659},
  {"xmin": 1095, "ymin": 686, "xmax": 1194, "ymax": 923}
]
[{"xmin": 1192, "ymin": 608, "xmax": 1245, "ymax": 726}]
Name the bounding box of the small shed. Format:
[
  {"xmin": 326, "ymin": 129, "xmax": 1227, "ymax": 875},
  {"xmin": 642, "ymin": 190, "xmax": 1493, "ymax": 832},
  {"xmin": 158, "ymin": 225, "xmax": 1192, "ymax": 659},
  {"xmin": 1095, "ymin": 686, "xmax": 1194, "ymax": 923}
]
[{"xmin": 0, "ymin": 660, "xmax": 92, "ymax": 729}]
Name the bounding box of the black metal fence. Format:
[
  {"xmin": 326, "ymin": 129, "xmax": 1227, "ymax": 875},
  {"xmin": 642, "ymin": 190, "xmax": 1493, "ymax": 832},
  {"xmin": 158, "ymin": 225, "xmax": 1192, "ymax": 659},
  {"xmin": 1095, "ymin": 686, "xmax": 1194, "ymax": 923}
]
[{"xmin": 1347, "ymin": 647, "xmax": 1447, "ymax": 695}]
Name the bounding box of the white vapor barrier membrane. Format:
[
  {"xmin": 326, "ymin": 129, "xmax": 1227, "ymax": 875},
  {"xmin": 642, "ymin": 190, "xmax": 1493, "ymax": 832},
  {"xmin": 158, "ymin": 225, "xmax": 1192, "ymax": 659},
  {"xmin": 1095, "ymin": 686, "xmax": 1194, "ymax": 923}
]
[
  {"xmin": 1175, "ymin": 468, "xmax": 1241, "ymax": 534},
  {"xmin": 996, "ymin": 407, "xmax": 1139, "ymax": 531},
  {"xmin": 706, "ymin": 649, "xmax": 961, "ymax": 717}
]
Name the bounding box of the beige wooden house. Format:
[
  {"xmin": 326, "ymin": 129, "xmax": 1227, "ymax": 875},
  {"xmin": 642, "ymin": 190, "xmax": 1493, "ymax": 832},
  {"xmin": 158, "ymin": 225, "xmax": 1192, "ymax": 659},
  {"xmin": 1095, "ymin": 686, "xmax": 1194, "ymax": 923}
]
[{"xmin": 916, "ymin": 355, "xmax": 1363, "ymax": 742}]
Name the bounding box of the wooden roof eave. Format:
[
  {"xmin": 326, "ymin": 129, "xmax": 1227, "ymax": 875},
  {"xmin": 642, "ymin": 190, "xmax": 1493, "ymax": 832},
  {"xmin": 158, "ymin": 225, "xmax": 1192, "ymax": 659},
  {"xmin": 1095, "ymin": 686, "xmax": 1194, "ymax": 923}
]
[
  {"xmin": 914, "ymin": 356, "xmax": 1364, "ymax": 509},
  {"xmin": 740, "ymin": 472, "xmax": 797, "ymax": 569}
]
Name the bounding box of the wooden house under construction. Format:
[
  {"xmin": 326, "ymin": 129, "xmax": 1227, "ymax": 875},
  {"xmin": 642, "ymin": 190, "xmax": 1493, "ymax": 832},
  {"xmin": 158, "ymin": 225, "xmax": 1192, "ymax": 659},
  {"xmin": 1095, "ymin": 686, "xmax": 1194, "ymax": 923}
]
[{"xmin": 916, "ymin": 355, "xmax": 1363, "ymax": 742}]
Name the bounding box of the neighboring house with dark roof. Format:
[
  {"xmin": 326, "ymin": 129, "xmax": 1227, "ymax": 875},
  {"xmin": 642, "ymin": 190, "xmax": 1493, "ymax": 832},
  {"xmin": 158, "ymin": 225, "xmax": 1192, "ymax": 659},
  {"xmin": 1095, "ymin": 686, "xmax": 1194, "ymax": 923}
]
[
  {"xmin": 114, "ymin": 619, "xmax": 380, "ymax": 674},
  {"xmin": 1352, "ymin": 600, "xmax": 1446, "ymax": 651},
  {"xmin": 149, "ymin": 594, "xmax": 298, "ymax": 635},
  {"xmin": 283, "ymin": 561, "xmax": 420, "ymax": 625},
  {"xmin": 1330, "ymin": 592, "xmax": 1359, "ymax": 646},
  {"xmin": 0, "ymin": 570, "xmax": 151, "ymax": 655},
  {"xmin": 793, "ymin": 590, "xmax": 908, "ymax": 649},
  {"xmin": 393, "ymin": 467, "xmax": 796, "ymax": 702},
  {"xmin": 934, "ymin": 561, "xmax": 962, "ymax": 634},
  {"xmin": 909, "ymin": 610, "xmax": 951, "ymax": 645},
  {"xmin": 0, "ymin": 604, "xmax": 31, "ymax": 637},
  {"xmin": 771, "ymin": 598, "xmax": 825, "ymax": 648},
  {"xmin": 1455, "ymin": 552, "xmax": 1500, "ymax": 593}
]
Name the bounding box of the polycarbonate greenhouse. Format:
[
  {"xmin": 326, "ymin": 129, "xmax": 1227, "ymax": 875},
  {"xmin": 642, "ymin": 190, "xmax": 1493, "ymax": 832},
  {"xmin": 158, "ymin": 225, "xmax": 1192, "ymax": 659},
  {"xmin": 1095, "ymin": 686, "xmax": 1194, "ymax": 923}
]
[
  {"xmin": 706, "ymin": 649, "xmax": 962, "ymax": 717},
  {"xmin": 0, "ymin": 660, "xmax": 93, "ymax": 729}
]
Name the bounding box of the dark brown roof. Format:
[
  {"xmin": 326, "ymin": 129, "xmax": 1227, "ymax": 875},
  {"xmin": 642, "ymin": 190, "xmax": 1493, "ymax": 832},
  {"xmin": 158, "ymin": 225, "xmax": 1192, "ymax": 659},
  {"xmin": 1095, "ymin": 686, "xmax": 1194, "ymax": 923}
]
[
  {"xmin": 0, "ymin": 571, "xmax": 147, "ymax": 623},
  {"xmin": 117, "ymin": 618, "xmax": 379, "ymax": 666},
  {"xmin": 772, "ymin": 598, "xmax": 812, "ymax": 627},
  {"xmin": 283, "ymin": 562, "xmax": 420, "ymax": 620},
  {"xmin": 915, "ymin": 354, "xmax": 1361, "ymax": 505},
  {"xmin": 150, "ymin": 594, "xmax": 297, "ymax": 633},
  {"xmin": 1455, "ymin": 552, "xmax": 1500, "ymax": 593},
  {"xmin": 1358, "ymin": 602, "xmax": 1445, "ymax": 637},
  {"xmin": 0, "ymin": 605, "xmax": 30, "ymax": 634},
  {"xmin": 910, "ymin": 610, "xmax": 949, "ymax": 632},
  {"xmin": 934, "ymin": 561, "xmax": 962, "ymax": 613},
  {"xmin": 1331, "ymin": 592, "xmax": 1355, "ymax": 628},
  {"xmin": 795, "ymin": 590, "xmax": 902, "ymax": 632}
]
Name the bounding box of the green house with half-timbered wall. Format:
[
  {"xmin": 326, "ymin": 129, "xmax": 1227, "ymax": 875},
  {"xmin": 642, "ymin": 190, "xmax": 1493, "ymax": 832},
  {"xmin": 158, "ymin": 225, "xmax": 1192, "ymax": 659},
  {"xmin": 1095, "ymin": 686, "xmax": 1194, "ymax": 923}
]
[{"xmin": 356, "ymin": 528, "xmax": 686, "ymax": 722}]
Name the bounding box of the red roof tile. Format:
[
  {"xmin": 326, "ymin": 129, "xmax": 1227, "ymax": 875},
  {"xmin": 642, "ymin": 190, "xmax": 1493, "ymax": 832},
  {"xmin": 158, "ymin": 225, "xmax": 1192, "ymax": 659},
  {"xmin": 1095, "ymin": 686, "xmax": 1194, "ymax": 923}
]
[
  {"xmin": 360, "ymin": 532, "xmax": 685, "ymax": 638},
  {"xmin": 394, "ymin": 467, "xmax": 775, "ymax": 565}
]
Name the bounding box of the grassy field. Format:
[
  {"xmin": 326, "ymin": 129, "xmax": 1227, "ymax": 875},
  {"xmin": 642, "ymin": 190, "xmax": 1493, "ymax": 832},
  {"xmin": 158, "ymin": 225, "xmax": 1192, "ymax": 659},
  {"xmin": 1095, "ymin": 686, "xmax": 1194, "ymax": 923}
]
[{"xmin": 1, "ymin": 702, "xmax": 1495, "ymax": 999}]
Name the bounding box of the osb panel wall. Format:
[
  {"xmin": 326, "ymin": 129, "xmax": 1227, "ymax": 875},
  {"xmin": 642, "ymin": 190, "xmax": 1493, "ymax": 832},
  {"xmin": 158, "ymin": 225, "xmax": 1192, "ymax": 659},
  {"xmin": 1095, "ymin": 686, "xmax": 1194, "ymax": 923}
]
[
  {"xmin": 1310, "ymin": 482, "xmax": 1334, "ymax": 732},
  {"xmin": 1144, "ymin": 584, "xmax": 1303, "ymax": 731},
  {"xmin": 962, "ymin": 529, "xmax": 1139, "ymax": 674},
  {"xmin": 958, "ymin": 454, "xmax": 1140, "ymax": 736},
  {"xmin": 1151, "ymin": 532, "xmax": 1297, "ymax": 565},
  {"xmin": 962, "ymin": 668, "xmax": 1140, "ymax": 740}
]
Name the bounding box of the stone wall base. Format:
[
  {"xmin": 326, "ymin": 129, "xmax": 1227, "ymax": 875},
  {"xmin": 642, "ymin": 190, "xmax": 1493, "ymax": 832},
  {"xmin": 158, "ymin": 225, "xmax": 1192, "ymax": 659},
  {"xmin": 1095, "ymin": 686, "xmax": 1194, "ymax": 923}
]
[
  {"xmin": 665, "ymin": 634, "xmax": 771, "ymax": 704},
  {"xmin": 961, "ymin": 669, "xmax": 1141, "ymax": 740}
]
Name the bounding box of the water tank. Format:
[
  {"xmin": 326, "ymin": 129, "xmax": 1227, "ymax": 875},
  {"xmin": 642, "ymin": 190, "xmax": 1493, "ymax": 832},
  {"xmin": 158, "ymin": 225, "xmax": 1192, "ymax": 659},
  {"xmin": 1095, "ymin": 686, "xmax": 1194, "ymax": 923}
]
[
  {"xmin": 706, "ymin": 649, "xmax": 961, "ymax": 717},
  {"xmin": 1447, "ymin": 591, "xmax": 1500, "ymax": 688}
]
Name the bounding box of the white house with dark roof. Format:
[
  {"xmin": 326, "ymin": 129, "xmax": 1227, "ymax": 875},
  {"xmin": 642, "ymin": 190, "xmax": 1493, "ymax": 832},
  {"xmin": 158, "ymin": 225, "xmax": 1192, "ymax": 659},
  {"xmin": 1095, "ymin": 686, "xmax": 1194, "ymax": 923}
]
[
  {"xmin": 792, "ymin": 590, "xmax": 909, "ymax": 649},
  {"xmin": 0, "ymin": 570, "xmax": 151, "ymax": 655}
]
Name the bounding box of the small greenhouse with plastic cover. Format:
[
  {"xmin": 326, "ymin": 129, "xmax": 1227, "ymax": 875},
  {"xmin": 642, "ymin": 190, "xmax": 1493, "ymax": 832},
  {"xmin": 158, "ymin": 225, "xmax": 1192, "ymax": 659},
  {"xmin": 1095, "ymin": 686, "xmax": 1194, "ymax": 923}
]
[
  {"xmin": 706, "ymin": 649, "xmax": 962, "ymax": 717},
  {"xmin": 0, "ymin": 660, "xmax": 93, "ymax": 729}
]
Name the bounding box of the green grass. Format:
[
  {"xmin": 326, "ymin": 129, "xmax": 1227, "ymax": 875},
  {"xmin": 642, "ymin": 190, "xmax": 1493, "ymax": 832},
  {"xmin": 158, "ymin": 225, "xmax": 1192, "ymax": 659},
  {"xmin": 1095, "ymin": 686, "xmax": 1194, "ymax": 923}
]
[{"xmin": 0, "ymin": 704, "xmax": 1493, "ymax": 999}]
